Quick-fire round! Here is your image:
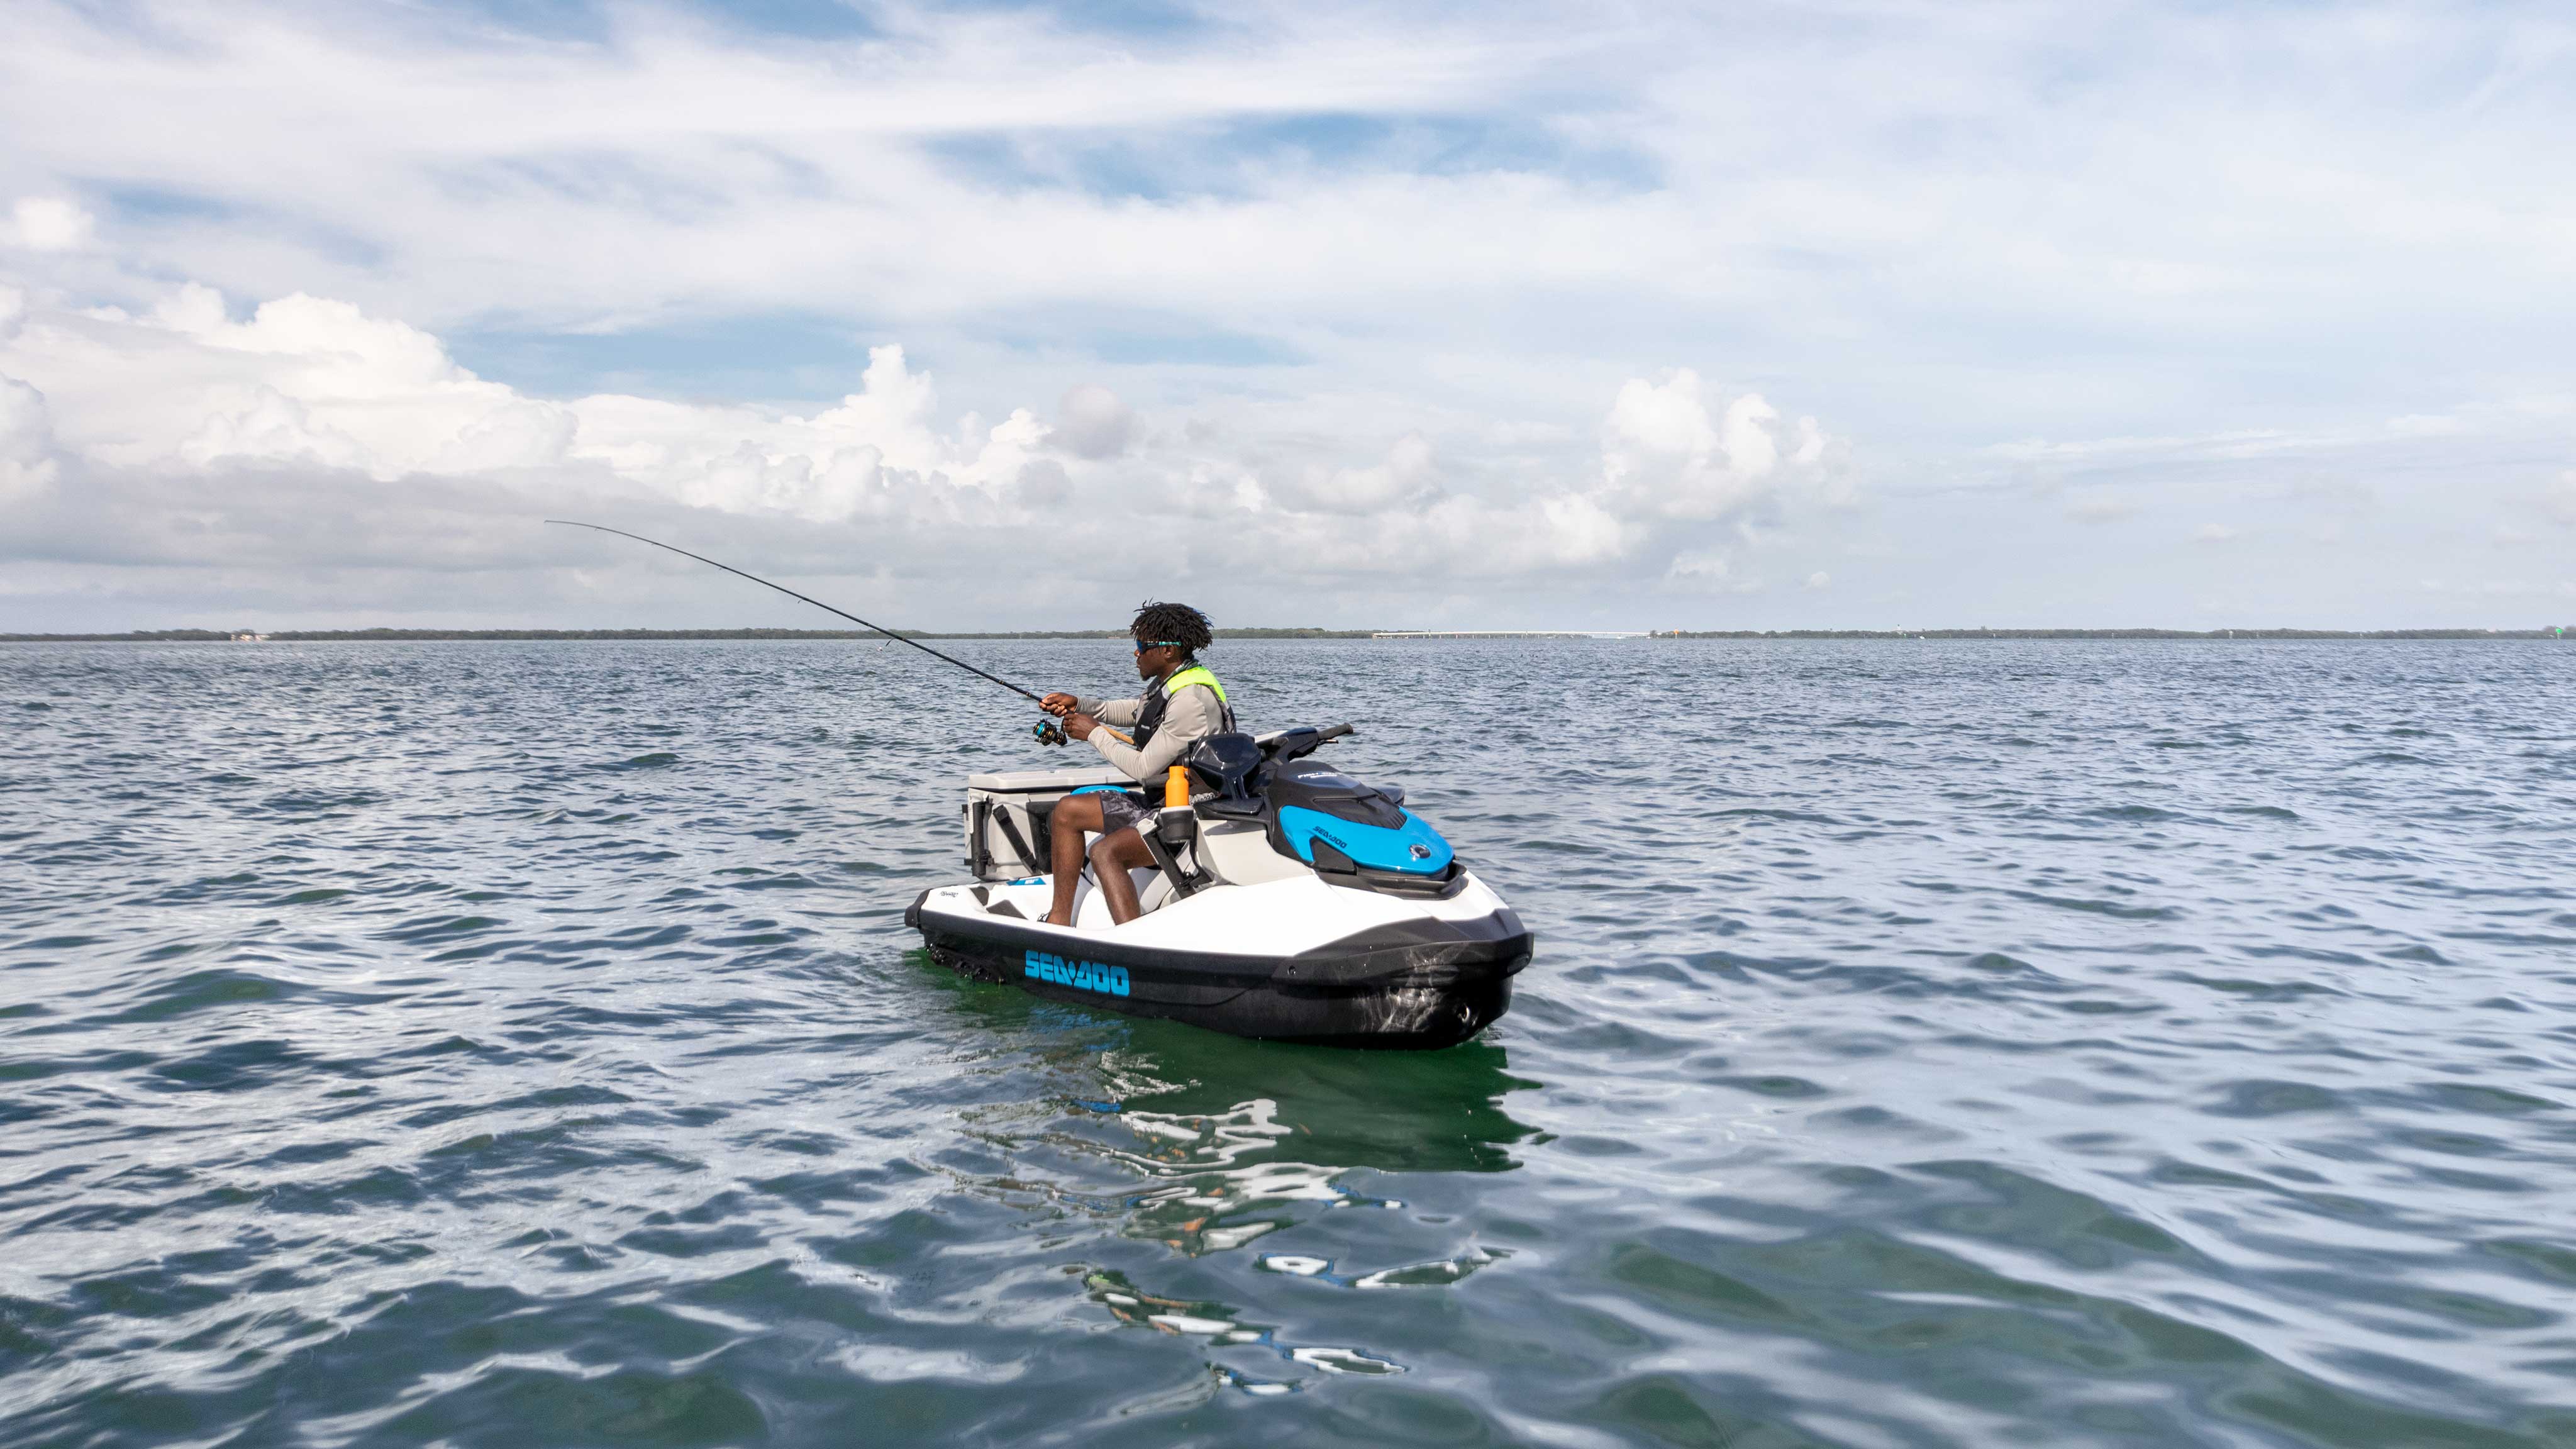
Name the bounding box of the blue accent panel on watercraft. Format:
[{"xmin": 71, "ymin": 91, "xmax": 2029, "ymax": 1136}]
[{"xmin": 1276, "ymin": 804, "xmax": 1455, "ymax": 875}]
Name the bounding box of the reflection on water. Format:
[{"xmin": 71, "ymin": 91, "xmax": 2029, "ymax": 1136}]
[
  {"xmin": 1083, "ymin": 1269, "xmax": 1403, "ymax": 1397},
  {"xmin": 945, "ymin": 1005, "xmax": 1540, "ymax": 1390},
  {"xmin": 1257, "ymin": 1245, "xmax": 1507, "ymax": 1289}
]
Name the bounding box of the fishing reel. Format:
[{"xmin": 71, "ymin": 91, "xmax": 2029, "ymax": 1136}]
[{"xmin": 1032, "ymin": 716, "xmax": 1067, "ymax": 747}]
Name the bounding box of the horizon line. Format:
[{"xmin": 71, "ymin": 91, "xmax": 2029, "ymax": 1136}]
[{"xmin": 4, "ymin": 626, "xmax": 2569, "ymax": 643}]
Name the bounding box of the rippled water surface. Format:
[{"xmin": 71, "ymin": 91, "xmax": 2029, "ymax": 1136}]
[{"xmin": 5, "ymin": 638, "xmax": 2575, "ymax": 1447}]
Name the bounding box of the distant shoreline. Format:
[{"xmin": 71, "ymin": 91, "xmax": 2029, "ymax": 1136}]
[
  {"xmin": 1656, "ymin": 627, "xmax": 2570, "ymax": 640},
  {"xmin": 0, "ymin": 627, "xmax": 1376, "ymax": 642},
  {"xmin": 3, "ymin": 626, "xmax": 2565, "ymax": 643}
]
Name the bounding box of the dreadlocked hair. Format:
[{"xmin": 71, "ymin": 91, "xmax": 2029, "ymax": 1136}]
[{"xmin": 1130, "ymin": 601, "xmax": 1214, "ymax": 657}]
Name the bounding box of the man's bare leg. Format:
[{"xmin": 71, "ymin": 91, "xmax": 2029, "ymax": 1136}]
[
  {"xmin": 1087, "ymin": 828, "xmax": 1157, "ymax": 924},
  {"xmin": 1043, "ymin": 796, "xmax": 1107, "ymax": 926}
]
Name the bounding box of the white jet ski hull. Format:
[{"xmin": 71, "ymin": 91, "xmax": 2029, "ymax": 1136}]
[{"xmin": 906, "ymin": 871, "xmax": 1531, "ymax": 1048}]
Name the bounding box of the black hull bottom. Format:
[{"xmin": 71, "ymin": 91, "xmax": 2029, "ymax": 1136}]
[{"xmin": 909, "ymin": 894, "xmax": 1531, "ymax": 1050}]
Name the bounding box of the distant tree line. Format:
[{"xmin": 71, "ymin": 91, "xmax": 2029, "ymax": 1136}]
[
  {"xmin": 0, "ymin": 626, "xmax": 1382, "ymax": 641},
  {"xmin": 4, "ymin": 626, "xmax": 2567, "ymax": 643},
  {"xmin": 1646, "ymin": 628, "xmax": 2571, "ymax": 640}
]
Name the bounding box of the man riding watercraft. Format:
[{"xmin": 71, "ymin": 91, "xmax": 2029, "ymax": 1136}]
[
  {"xmin": 1036, "ymin": 601, "xmax": 1235, "ymax": 926},
  {"xmin": 550, "ymin": 521, "xmax": 1531, "ymax": 1046}
]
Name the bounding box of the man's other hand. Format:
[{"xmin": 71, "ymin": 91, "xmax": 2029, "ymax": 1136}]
[
  {"xmin": 1040, "ymin": 692, "xmax": 1078, "ymax": 716},
  {"xmin": 1062, "ymin": 713, "xmax": 1098, "ymax": 741}
]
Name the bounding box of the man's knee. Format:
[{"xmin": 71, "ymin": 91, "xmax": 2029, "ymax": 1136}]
[{"xmin": 1087, "ymin": 831, "xmax": 1129, "ymax": 870}]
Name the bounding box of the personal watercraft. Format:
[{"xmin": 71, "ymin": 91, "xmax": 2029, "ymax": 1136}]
[
  {"xmin": 538, "ymin": 525, "xmax": 1529, "ymax": 1045},
  {"xmin": 906, "ymin": 725, "xmax": 1533, "ymax": 1048}
]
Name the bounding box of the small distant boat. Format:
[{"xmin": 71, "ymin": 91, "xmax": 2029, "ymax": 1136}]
[{"xmin": 908, "ymin": 726, "xmax": 1533, "ymax": 1049}]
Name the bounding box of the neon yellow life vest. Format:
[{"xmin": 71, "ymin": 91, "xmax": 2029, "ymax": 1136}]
[
  {"xmin": 1131, "ymin": 662, "xmax": 1233, "ymax": 748},
  {"xmin": 1162, "ymin": 663, "xmax": 1226, "ymax": 706}
]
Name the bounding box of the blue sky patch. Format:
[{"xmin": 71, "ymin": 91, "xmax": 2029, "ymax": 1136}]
[
  {"xmin": 421, "ymin": 0, "xmax": 879, "ymax": 43},
  {"xmin": 928, "ymin": 0, "xmax": 1213, "ymax": 42},
  {"xmin": 102, "ymin": 185, "xmax": 237, "ymax": 223},
  {"xmin": 980, "ymin": 306, "xmax": 1307, "ymax": 368},
  {"xmin": 926, "ymin": 111, "xmax": 1661, "ymax": 203},
  {"xmin": 450, "ymin": 313, "xmax": 887, "ymax": 401}
]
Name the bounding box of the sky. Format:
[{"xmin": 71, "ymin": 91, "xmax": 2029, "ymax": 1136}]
[{"xmin": 1, "ymin": 0, "xmax": 2571, "ymax": 632}]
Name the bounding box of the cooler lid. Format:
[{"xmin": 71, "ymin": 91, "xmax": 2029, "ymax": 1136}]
[{"xmin": 966, "ymin": 766, "xmax": 1133, "ymax": 792}]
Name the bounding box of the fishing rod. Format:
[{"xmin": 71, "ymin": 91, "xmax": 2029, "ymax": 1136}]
[{"xmin": 545, "ymin": 519, "xmax": 1111, "ymax": 745}]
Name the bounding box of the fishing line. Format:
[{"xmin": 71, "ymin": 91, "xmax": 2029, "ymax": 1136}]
[{"xmin": 544, "ymin": 519, "xmax": 1048, "ymax": 704}]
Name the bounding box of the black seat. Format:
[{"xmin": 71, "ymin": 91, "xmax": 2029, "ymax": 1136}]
[{"xmin": 1186, "ymin": 733, "xmax": 1263, "ymax": 813}]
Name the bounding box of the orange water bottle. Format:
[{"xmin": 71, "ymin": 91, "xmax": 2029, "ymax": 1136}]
[{"xmin": 1165, "ymin": 764, "xmax": 1191, "ymax": 808}]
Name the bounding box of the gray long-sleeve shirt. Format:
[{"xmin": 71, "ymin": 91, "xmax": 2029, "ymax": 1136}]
[{"xmin": 1074, "ymin": 678, "xmax": 1228, "ymax": 784}]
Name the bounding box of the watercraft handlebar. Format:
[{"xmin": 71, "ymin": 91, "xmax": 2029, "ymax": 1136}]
[
  {"xmin": 1257, "ymin": 723, "xmax": 1357, "ymax": 765},
  {"xmin": 1255, "ymin": 723, "xmax": 1355, "ymax": 745}
]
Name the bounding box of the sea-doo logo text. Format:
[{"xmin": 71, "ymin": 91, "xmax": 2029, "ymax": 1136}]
[{"xmin": 1024, "ymin": 950, "xmax": 1131, "ymax": 998}]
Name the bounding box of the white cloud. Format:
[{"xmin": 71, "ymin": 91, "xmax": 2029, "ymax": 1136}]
[
  {"xmin": 1663, "ymin": 547, "xmax": 1763, "ymax": 594},
  {"xmin": 1274, "ymin": 433, "xmax": 1439, "ymax": 515},
  {"xmin": 1013, "ymin": 457, "xmax": 1072, "ymax": 508},
  {"xmin": 18, "ymin": 286, "xmax": 574, "ymax": 480},
  {"xmin": 2067, "ymin": 490, "xmax": 2139, "ymax": 525},
  {"xmin": 1599, "ymin": 370, "xmax": 1832, "ymax": 522},
  {"xmin": 4, "ymin": 291, "xmax": 1059, "ymax": 521},
  {"xmin": 0, "ymin": 375, "xmax": 61, "ymax": 501},
  {"xmin": 1052, "ymin": 385, "xmax": 1135, "ymax": 461},
  {"xmin": 0, "ymin": 280, "xmax": 1812, "ymax": 616},
  {"xmin": 1804, "ymin": 570, "xmax": 1830, "ymax": 590},
  {"xmin": 1, "ymin": 0, "xmax": 2568, "ymax": 628},
  {"xmin": 6, "ymin": 197, "xmax": 92, "ymax": 253}
]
